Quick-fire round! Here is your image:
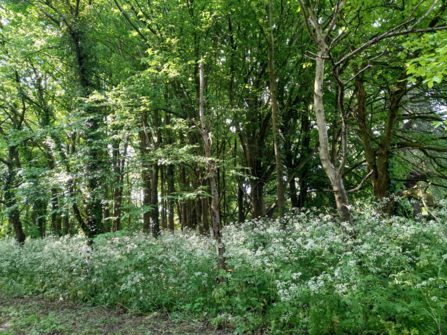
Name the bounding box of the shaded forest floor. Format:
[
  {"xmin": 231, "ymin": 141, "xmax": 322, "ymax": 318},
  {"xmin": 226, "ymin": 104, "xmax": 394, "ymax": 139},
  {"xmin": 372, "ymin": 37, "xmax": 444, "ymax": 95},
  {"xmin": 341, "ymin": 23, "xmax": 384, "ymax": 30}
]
[{"xmin": 0, "ymin": 294, "xmax": 232, "ymax": 335}]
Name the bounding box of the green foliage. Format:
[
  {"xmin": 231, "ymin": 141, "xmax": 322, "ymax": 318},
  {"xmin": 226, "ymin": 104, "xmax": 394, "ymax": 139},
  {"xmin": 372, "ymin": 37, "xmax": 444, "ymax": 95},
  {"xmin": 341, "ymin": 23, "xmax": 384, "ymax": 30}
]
[
  {"xmin": 1, "ymin": 203, "xmax": 447, "ymax": 334},
  {"xmin": 406, "ymin": 32, "xmax": 447, "ymax": 89}
]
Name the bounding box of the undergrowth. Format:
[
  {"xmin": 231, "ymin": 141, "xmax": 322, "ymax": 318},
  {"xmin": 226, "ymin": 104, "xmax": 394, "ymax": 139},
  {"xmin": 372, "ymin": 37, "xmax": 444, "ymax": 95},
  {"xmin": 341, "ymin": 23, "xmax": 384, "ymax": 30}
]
[{"xmin": 1, "ymin": 201, "xmax": 446, "ymax": 334}]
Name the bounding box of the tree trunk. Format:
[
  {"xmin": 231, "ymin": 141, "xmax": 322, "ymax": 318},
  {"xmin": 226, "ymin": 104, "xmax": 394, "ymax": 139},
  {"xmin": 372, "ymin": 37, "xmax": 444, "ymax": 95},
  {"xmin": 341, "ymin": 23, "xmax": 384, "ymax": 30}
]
[
  {"xmin": 179, "ymin": 166, "xmax": 187, "ymax": 230},
  {"xmin": 267, "ymin": 0, "xmax": 286, "ymax": 219},
  {"xmin": 297, "ymin": 0, "xmax": 352, "ymax": 223},
  {"xmin": 192, "ymin": 172, "xmax": 203, "ymax": 233},
  {"xmin": 375, "ymin": 73, "xmax": 408, "ymax": 214},
  {"xmin": 197, "ymin": 61, "xmax": 226, "ymax": 270},
  {"xmin": 51, "ymin": 188, "xmax": 61, "ymax": 236},
  {"xmin": 238, "ymin": 182, "xmax": 245, "ymax": 223},
  {"xmin": 297, "ymin": 168, "xmax": 309, "ymax": 209},
  {"xmin": 161, "ymin": 166, "xmax": 167, "ymax": 230},
  {"xmin": 63, "ymin": 212, "xmax": 70, "ymax": 235},
  {"xmin": 289, "ymin": 174, "xmax": 298, "ymax": 208},
  {"xmin": 314, "ymin": 51, "xmax": 352, "ymax": 223},
  {"xmin": 4, "ymin": 146, "xmax": 26, "ymax": 244},
  {"xmin": 112, "ymin": 139, "xmax": 122, "ymax": 231},
  {"xmin": 201, "ymin": 195, "xmax": 210, "ymax": 234},
  {"xmin": 150, "ymin": 164, "xmax": 160, "ymax": 236},
  {"xmin": 150, "ymin": 109, "xmax": 161, "ymax": 237},
  {"xmin": 354, "ymin": 71, "xmax": 408, "ymax": 214},
  {"xmin": 167, "ymin": 164, "xmax": 175, "ymax": 231},
  {"xmin": 251, "ymin": 179, "xmax": 266, "ymax": 219},
  {"xmin": 142, "ymin": 166, "xmax": 152, "ymax": 232}
]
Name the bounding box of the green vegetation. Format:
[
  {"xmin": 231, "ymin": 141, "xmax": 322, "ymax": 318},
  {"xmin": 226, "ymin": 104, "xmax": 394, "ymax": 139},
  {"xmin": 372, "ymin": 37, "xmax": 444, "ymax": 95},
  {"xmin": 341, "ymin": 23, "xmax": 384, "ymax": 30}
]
[
  {"xmin": 0, "ymin": 296, "xmax": 225, "ymax": 334},
  {"xmin": 1, "ymin": 0, "xmax": 447, "ymax": 333},
  {"xmin": 1, "ymin": 205, "xmax": 447, "ymax": 334}
]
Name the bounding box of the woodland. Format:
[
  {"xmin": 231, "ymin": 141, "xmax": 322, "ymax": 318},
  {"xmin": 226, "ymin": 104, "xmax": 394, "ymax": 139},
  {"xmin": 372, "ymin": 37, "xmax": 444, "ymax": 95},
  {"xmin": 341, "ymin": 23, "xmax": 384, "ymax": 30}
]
[{"xmin": 1, "ymin": 0, "xmax": 447, "ymax": 334}]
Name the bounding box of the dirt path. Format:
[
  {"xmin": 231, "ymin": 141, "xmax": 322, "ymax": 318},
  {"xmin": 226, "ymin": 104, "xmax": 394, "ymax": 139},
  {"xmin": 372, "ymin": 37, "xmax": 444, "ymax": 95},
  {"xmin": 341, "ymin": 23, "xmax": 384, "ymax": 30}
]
[{"xmin": 0, "ymin": 295, "xmax": 230, "ymax": 335}]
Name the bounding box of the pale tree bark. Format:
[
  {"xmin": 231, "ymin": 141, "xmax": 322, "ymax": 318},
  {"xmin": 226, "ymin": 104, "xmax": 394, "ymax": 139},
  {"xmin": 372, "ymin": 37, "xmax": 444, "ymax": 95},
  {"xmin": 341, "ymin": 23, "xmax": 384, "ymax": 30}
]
[
  {"xmin": 267, "ymin": 0, "xmax": 286, "ymax": 219},
  {"xmin": 298, "ymin": 0, "xmax": 352, "ymax": 223},
  {"xmin": 195, "ymin": 61, "xmax": 226, "ymax": 270},
  {"xmin": 297, "ymin": 0, "xmax": 446, "ymax": 222}
]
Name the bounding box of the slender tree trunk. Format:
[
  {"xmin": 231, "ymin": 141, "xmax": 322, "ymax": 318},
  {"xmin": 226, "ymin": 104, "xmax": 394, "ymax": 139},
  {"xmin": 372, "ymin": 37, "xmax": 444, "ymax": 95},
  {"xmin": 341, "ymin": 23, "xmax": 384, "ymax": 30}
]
[
  {"xmin": 142, "ymin": 167, "xmax": 152, "ymax": 232},
  {"xmin": 192, "ymin": 172, "xmax": 203, "ymax": 233},
  {"xmin": 314, "ymin": 51, "xmax": 352, "ymax": 223},
  {"xmin": 51, "ymin": 188, "xmax": 61, "ymax": 235},
  {"xmin": 33, "ymin": 199, "xmax": 47, "ymax": 238},
  {"xmin": 267, "ymin": 0, "xmax": 286, "ymax": 219},
  {"xmin": 167, "ymin": 164, "xmax": 175, "ymax": 231},
  {"xmin": 179, "ymin": 166, "xmax": 187, "ymax": 230},
  {"xmin": 202, "ymin": 195, "xmax": 210, "ymax": 234},
  {"xmin": 149, "ymin": 110, "xmax": 161, "ymax": 236},
  {"xmin": 166, "ymin": 114, "xmax": 176, "ymax": 232},
  {"xmin": 238, "ymin": 182, "xmax": 245, "ymax": 223},
  {"xmin": 150, "ymin": 165, "xmax": 160, "ymax": 236},
  {"xmin": 298, "ymin": 0, "xmax": 352, "ymax": 223},
  {"xmin": 112, "ymin": 139, "xmax": 122, "ymax": 231},
  {"xmin": 197, "ymin": 61, "xmax": 226, "ymax": 270},
  {"xmin": 103, "ymin": 187, "xmax": 111, "ymax": 233},
  {"xmin": 161, "ymin": 167, "xmax": 167, "ymax": 230}
]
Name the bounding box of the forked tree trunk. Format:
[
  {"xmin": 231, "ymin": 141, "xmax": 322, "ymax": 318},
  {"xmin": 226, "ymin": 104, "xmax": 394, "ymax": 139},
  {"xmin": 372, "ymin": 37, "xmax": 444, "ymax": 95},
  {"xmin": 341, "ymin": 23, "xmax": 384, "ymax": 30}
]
[{"xmin": 354, "ymin": 72, "xmax": 407, "ymax": 214}]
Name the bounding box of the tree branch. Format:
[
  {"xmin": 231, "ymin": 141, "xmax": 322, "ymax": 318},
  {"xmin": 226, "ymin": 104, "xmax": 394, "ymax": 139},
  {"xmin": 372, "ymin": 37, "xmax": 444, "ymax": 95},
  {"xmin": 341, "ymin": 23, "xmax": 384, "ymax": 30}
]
[
  {"xmin": 347, "ymin": 170, "xmax": 374, "ymax": 193},
  {"xmin": 397, "ymin": 141, "xmax": 447, "ymax": 152}
]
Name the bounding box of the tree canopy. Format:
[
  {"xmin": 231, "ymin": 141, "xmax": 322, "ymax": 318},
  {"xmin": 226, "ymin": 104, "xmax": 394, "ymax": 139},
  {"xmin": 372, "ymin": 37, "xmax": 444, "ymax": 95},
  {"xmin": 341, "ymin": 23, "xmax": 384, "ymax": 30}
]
[{"xmin": 0, "ymin": 0, "xmax": 446, "ymax": 242}]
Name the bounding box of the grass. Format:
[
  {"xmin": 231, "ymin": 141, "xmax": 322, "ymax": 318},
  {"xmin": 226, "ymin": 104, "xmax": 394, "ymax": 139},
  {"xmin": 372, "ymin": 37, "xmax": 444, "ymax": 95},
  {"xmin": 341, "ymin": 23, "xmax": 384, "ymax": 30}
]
[{"xmin": 0, "ymin": 294, "xmax": 232, "ymax": 335}]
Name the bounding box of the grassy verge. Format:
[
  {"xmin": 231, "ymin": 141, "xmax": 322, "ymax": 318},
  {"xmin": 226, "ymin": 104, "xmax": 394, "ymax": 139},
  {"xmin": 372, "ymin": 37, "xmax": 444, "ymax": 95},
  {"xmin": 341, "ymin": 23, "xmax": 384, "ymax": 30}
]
[{"xmin": 0, "ymin": 294, "xmax": 230, "ymax": 335}]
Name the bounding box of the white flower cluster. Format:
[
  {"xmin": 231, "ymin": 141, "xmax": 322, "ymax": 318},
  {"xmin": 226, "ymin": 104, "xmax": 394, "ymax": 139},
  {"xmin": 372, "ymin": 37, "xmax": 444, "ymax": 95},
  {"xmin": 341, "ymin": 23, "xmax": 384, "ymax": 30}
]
[{"xmin": 0, "ymin": 200, "xmax": 446, "ymax": 333}]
